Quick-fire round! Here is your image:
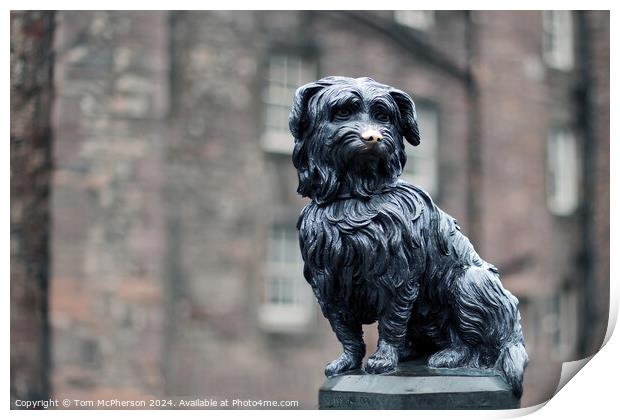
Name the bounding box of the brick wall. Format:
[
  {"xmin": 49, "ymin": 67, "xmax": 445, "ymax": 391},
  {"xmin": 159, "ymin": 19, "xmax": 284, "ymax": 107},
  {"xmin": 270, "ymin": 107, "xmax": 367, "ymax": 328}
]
[{"xmin": 50, "ymin": 11, "xmax": 169, "ymax": 401}]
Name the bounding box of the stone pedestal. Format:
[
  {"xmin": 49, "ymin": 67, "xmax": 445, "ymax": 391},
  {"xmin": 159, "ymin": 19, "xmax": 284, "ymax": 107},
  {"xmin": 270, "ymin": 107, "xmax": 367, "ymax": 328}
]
[{"xmin": 318, "ymin": 359, "xmax": 520, "ymax": 410}]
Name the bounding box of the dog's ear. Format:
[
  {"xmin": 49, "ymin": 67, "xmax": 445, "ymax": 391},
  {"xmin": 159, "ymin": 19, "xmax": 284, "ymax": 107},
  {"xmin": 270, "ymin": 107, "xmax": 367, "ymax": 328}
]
[
  {"xmin": 289, "ymin": 81, "xmax": 327, "ymax": 199},
  {"xmin": 289, "ymin": 82, "xmax": 326, "ymax": 140},
  {"xmin": 389, "ymin": 88, "xmax": 420, "ymax": 146}
]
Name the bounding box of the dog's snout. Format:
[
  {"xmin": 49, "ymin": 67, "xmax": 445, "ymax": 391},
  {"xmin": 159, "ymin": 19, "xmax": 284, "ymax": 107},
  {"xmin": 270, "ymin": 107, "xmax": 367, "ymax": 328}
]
[{"xmin": 361, "ymin": 129, "xmax": 383, "ymax": 143}]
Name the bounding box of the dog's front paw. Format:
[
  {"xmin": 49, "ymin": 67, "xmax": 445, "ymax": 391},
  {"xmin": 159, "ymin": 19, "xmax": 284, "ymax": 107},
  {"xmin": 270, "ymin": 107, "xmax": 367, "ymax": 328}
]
[
  {"xmin": 364, "ymin": 341, "xmax": 398, "ymax": 374},
  {"xmin": 325, "ymin": 352, "xmax": 362, "ymax": 377}
]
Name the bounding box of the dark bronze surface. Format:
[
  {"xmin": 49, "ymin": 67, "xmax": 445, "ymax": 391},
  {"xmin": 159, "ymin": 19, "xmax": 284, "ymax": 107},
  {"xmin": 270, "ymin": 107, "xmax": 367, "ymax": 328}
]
[{"xmin": 290, "ymin": 76, "xmax": 528, "ymax": 399}]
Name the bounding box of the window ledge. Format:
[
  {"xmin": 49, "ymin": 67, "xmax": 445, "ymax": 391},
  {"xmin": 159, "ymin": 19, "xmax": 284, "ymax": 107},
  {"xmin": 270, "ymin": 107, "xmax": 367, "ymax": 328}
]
[
  {"xmin": 261, "ymin": 133, "xmax": 294, "ymax": 154},
  {"xmin": 258, "ymin": 304, "xmax": 313, "ymax": 333}
]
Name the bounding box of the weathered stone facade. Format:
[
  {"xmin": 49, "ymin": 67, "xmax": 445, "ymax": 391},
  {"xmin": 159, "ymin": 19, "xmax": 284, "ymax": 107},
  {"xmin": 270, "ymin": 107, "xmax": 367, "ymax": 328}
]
[{"xmin": 51, "ymin": 11, "xmax": 169, "ymax": 401}]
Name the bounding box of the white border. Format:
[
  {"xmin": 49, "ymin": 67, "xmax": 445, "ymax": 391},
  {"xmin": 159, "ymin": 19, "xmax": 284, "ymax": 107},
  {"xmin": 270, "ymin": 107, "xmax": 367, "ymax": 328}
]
[{"xmin": 5, "ymin": 3, "xmax": 616, "ymax": 420}]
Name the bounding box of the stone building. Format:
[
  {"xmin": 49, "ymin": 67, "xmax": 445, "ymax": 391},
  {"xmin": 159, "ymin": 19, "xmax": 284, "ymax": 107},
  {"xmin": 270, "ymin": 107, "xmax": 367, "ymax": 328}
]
[{"xmin": 11, "ymin": 10, "xmax": 609, "ymax": 409}]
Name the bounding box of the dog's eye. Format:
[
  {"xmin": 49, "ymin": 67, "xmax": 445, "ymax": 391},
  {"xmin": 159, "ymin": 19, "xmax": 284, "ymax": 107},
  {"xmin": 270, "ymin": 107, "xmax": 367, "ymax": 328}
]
[
  {"xmin": 334, "ymin": 108, "xmax": 353, "ymax": 120},
  {"xmin": 374, "ymin": 111, "xmax": 390, "ymax": 123}
]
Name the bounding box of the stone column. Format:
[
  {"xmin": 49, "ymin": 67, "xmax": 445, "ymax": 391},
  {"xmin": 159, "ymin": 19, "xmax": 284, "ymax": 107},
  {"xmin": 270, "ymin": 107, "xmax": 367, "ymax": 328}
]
[{"xmin": 10, "ymin": 10, "xmax": 56, "ymax": 407}]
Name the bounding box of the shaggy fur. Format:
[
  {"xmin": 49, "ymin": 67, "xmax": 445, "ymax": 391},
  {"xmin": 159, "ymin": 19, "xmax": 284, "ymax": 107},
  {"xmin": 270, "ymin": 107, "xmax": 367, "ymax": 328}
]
[{"xmin": 290, "ymin": 76, "xmax": 528, "ymax": 397}]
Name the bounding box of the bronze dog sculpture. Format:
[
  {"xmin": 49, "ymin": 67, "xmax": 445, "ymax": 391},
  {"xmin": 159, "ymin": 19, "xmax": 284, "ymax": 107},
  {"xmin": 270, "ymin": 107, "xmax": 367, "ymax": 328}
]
[{"xmin": 290, "ymin": 76, "xmax": 528, "ymax": 397}]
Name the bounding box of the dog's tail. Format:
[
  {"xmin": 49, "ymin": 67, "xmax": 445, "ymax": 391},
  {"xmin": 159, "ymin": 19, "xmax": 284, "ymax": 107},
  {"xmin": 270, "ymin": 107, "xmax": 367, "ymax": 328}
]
[{"xmin": 496, "ymin": 340, "xmax": 528, "ymax": 398}]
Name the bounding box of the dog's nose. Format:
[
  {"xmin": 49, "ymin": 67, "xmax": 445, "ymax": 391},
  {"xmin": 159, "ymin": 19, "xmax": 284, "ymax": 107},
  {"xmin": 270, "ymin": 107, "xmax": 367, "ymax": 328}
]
[{"xmin": 361, "ymin": 130, "xmax": 383, "ymax": 143}]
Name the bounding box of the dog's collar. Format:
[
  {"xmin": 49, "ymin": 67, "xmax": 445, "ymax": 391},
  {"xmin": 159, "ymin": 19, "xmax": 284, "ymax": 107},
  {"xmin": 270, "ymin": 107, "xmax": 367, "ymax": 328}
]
[
  {"xmin": 328, "ymin": 185, "xmax": 398, "ymax": 201},
  {"xmin": 334, "ymin": 192, "xmax": 355, "ymax": 200}
]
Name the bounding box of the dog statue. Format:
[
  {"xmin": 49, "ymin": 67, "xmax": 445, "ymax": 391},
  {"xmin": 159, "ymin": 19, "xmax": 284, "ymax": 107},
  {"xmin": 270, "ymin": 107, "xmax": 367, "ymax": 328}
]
[{"xmin": 289, "ymin": 76, "xmax": 528, "ymax": 397}]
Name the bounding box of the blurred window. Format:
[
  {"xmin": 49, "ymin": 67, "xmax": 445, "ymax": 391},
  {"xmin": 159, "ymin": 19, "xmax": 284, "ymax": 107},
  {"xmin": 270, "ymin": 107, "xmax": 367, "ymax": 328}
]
[
  {"xmin": 259, "ymin": 224, "xmax": 314, "ymax": 332},
  {"xmin": 262, "ymin": 55, "xmax": 317, "ymax": 153},
  {"xmin": 546, "ymin": 127, "xmax": 580, "ymax": 216},
  {"xmin": 551, "ymin": 285, "xmax": 579, "ymax": 361},
  {"xmin": 542, "ymin": 11, "xmax": 574, "ymax": 71},
  {"xmin": 401, "ymin": 102, "xmax": 439, "ymax": 196},
  {"xmin": 517, "ymin": 298, "xmax": 536, "ymax": 355},
  {"xmin": 394, "ymin": 11, "xmax": 435, "ymax": 31}
]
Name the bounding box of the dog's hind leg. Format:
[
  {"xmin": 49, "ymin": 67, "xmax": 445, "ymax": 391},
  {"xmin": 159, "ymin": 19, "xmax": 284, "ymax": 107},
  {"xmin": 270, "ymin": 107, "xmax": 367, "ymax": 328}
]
[
  {"xmin": 428, "ymin": 265, "xmax": 528, "ymax": 396},
  {"xmin": 427, "ymin": 330, "xmax": 479, "ymax": 368}
]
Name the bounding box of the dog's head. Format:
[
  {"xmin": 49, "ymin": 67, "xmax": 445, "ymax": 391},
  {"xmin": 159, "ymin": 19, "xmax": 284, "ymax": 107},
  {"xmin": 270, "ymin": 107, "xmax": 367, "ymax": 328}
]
[{"xmin": 289, "ymin": 76, "xmax": 420, "ymax": 204}]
